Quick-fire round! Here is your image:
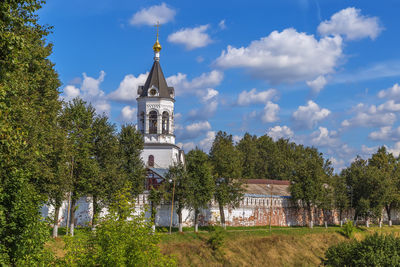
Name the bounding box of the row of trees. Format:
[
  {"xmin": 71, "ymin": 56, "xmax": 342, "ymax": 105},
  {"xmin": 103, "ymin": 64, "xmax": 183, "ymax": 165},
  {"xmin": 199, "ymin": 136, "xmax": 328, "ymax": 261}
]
[{"xmin": 49, "ymin": 98, "xmax": 146, "ymax": 237}]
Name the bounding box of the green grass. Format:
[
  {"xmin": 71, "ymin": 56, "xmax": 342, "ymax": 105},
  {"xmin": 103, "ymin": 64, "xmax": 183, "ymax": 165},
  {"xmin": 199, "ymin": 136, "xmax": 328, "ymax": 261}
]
[{"xmin": 47, "ymin": 225, "xmax": 400, "ymax": 266}]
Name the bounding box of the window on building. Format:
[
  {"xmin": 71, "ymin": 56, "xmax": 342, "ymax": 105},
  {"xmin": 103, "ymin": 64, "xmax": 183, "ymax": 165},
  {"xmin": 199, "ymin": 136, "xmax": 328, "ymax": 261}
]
[
  {"xmin": 162, "ymin": 111, "xmax": 169, "ymax": 134},
  {"xmin": 148, "ymin": 155, "xmax": 154, "ymax": 167},
  {"xmin": 149, "ymin": 111, "xmax": 157, "ymax": 134}
]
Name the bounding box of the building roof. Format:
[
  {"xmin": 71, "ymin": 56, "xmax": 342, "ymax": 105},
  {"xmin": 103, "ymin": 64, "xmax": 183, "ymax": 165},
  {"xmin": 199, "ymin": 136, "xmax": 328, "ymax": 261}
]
[
  {"xmin": 243, "ymin": 179, "xmax": 291, "ymax": 197},
  {"xmin": 149, "ymin": 167, "xmax": 169, "ymax": 178},
  {"xmin": 138, "ymin": 60, "xmax": 174, "ymax": 98}
]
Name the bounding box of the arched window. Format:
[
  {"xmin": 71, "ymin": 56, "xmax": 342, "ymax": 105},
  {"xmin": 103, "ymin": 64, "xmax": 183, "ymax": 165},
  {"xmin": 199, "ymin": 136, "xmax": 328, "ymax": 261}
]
[
  {"xmin": 149, "ymin": 111, "xmax": 157, "ymax": 134},
  {"xmin": 162, "ymin": 111, "xmax": 169, "ymax": 134},
  {"xmin": 148, "ymin": 155, "xmax": 154, "ymax": 167},
  {"xmin": 140, "ymin": 112, "xmax": 145, "ymax": 133}
]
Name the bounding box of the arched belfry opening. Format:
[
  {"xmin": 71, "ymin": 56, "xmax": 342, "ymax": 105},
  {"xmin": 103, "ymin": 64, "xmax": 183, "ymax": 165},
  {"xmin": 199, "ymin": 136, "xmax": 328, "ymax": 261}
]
[
  {"xmin": 149, "ymin": 111, "xmax": 157, "ymax": 134},
  {"xmin": 162, "ymin": 111, "xmax": 169, "ymax": 134}
]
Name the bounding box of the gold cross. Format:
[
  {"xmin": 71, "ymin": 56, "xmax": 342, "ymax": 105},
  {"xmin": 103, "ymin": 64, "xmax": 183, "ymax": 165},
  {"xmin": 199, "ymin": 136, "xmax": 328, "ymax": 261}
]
[{"xmin": 154, "ymin": 21, "xmax": 161, "ymax": 39}]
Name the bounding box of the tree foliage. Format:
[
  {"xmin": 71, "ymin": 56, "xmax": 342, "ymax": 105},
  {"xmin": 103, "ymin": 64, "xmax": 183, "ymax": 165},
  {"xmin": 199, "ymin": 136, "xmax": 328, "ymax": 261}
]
[
  {"xmin": 289, "ymin": 146, "xmax": 331, "ymax": 226},
  {"xmin": 118, "ymin": 124, "xmax": 145, "ymax": 198},
  {"xmin": 325, "ymin": 233, "xmax": 400, "ymax": 266},
  {"xmin": 186, "ymin": 148, "xmax": 214, "ymax": 231},
  {"xmin": 1, "ymin": 0, "xmax": 62, "ymax": 264},
  {"xmin": 62, "ymin": 188, "xmax": 176, "ymax": 266},
  {"xmin": 210, "ymin": 131, "xmax": 244, "ymax": 227}
]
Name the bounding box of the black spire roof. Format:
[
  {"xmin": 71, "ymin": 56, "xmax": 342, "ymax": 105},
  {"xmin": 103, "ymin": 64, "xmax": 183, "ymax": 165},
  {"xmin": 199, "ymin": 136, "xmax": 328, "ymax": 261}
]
[{"xmin": 138, "ymin": 60, "xmax": 174, "ymax": 99}]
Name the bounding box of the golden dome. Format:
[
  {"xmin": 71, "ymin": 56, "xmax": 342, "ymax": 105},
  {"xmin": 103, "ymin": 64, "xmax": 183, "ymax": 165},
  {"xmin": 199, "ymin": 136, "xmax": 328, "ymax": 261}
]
[{"xmin": 153, "ymin": 38, "xmax": 162, "ymax": 53}]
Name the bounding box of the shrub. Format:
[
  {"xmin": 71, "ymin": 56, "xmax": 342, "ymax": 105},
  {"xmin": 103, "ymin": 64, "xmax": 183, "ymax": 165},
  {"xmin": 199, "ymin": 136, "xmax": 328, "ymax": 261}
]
[
  {"xmin": 324, "ymin": 233, "xmax": 400, "ymax": 266},
  {"xmin": 341, "ymin": 220, "xmax": 356, "ymax": 238},
  {"xmin": 62, "ymin": 188, "xmax": 176, "ymax": 266},
  {"xmin": 207, "ymin": 226, "xmax": 225, "ymax": 251}
]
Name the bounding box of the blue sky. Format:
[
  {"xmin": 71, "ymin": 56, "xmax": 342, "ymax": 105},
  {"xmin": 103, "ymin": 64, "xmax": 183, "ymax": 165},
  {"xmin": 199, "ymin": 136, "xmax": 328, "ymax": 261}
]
[{"xmin": 39, "ymin": 0, "xmax": 400, "ymax": 171}]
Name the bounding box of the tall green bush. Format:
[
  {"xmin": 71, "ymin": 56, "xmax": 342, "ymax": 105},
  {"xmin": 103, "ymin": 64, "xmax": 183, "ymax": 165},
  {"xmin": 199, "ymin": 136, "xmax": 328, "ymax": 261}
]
[
  {"xmin": 62, "ymin": 187, "xmax": 176, "ymax": 266},
  {"xmin": 325, "ymin": 233, "xmax": 400, "ymax": 266}
]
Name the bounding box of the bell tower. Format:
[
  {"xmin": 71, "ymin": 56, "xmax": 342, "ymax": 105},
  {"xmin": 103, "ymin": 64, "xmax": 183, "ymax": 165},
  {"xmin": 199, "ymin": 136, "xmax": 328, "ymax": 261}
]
[{"xmin": 137, "ymin": 25, "xmax": 184, "ymax": 169}]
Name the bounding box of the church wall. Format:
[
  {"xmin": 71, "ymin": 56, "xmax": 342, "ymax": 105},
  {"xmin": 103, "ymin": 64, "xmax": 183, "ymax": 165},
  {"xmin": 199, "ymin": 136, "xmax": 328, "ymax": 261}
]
[
  {"xmin": 141, "ymin": 146, "xmax": 180, "ymax": 168},
  {"xmin": 42, "ymin": 193, "xmax": 400, "ymax": 228}
]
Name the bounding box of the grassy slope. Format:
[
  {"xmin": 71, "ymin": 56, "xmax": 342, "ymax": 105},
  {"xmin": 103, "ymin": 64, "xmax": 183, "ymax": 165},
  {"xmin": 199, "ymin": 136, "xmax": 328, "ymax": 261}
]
[
  {"xmin": 47, "ymin": 226, "xmax": 400, "ymax": 266},
  {"xmin": 160, "ymin": 226, "xmax": 400, "ymax": 267}
]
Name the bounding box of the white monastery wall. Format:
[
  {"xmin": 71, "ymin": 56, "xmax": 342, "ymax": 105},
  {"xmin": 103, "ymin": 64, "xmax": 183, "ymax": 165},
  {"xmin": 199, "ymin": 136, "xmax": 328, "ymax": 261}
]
[{"xmin": 41, "ymin": 193, "xmax": 400, "ymax": 228}]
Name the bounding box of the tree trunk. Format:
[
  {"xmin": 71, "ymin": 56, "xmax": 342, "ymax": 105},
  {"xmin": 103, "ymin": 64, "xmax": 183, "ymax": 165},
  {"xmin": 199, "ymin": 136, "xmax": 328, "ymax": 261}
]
[
  {"xmin": 92, "ymin": 195, "xmax": 98, "ymax": 231},
  {"xmin": 219, "ymin": 202, "xmax": 226, "ymax": 229},
  {"xmin": 339, "ymin": 210, "xmax": 343, "ymax": 224},
  {"xmin": 308, "ymin": 205, "xmax": 313, "ymax": 228},
  {"xmin": 151, "ymin": 201, "xmax": 157, "ymax": 228},
  {"xmin": 52, "ymin": 205, "xmax": 61, "ymax": 238},
  {"xmin": 366, "ymin": 217, "xmax": 369, "ymax": 227},
  {"xmin": 194, "ymin": 208, "xmax": 199, "ymax": 233},
  {"xmin": 386, "ymin": 204, "xmax": 392, "ymax": 226},
  {"xmin": 69, "ymin": 198, "xmax": 76, "ymax": 237},
  {"xmin": 178, "ymin": 208, "xmax": 183, "ymax": 233}
]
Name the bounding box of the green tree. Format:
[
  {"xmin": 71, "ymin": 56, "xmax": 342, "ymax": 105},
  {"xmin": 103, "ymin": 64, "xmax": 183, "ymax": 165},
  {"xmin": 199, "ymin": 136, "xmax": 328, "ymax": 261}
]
[
  {"xmin": 368, "ymin": 146, "xmax": 400, "ymax": 225},
  {"xmin": 209, "ymin": 131, "xmax": 244, "ymax": 229},
  {"xmin": 342, "ymin": 156, "xmax": 373, "ymax": 224},
  {"xmin": 91, "ymin": 115, "xmax": 121, "ymax": 229},
  {"xmin": 237, "ymin": 133, "xmax": 258, "ymax": 179},
  {"xmin": 255, "ymin": 135, "xmax": 276, "ymax": 179},
  {"xmin": 332, "ymin": 174, "xmax": 350, "ymax": 224},
  {"xmin": 165, "ymin": 163, "xmax": 189, "ymax": 232},
  {"xmin": 118, "ymin": 124, "xmax": 145, "ymax": 199},
  {"xmin": 1, "ymin": 0, "xmax": 62, "ymax": 264},
  {"xmin": 42, "ymin": 125, "xmax": 71, "ymax": 238},
  {"xmin": 186, "ymin": 148, "xmax": 214, "ymax": 232},
  {"xmin": 59, "ymin": 98, "xmax": 99, "ymax": 236},
  {"xmin": 289, "ymin": 146, "xmax": 329, "ymax": 228}
]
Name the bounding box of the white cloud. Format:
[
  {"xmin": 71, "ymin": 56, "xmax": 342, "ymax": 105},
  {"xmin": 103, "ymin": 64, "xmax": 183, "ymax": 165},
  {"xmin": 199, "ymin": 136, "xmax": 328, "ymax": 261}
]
[
  {"xmin": 199, "ymin": 131, "xmax": 216, "ymax": 153},
  {"xmin": 62, "ymin": 71, "xmax": 110, "ymax": 115},
  {"xmin": 310, "ymin": 127, "xmax": 339, "ymax": 147},
  {"xmin": 64, "ymin": 85, "xmax": 80, "ymax": 99},
  {"xmin": 292, "ymin": 100, "xmax": 331, "ymax": 129},
  {"xmin": 121, "ymin": 106, "xmax": 137, "ymax": 122},
  {"xmin": 378, "ymin": 83, "xmax": 400, "ymax": 100},
  {"xmin": 202, "ymin": 88, "xmax": 219, "ymax": 102},
  {"xmin": 306, "ymin": 75, "xmax": 327, "ymax": 94},
  {"xmin": 187, "ymin": 88, "xmax": 219, "ymax": 121},
  {"xmin": 329, "ymin": 157, "xmax": 345, "ymax": 172},
  {"xmin": 361, "ymin": 144, "xmax": 378, "ymax": 156},
  {"xmin": 387, "ymin": 142, "xmax": 400, "ymax": 157},
  {"xmin": 318, "ymin": 7, "xmax": 382, "ymax": 41},
  {"xmin": 237, "ymin": 88, "xmax": 278, "ymax": 106},
  {"xmin": 232, "ymin": 135, "xmax": 241, "ymax": 144},
  {"xmin": 261, "ymin": 101, "xmax": 279, "ymax": 123},
  {"xmin": 218, "ymin": 20, "xmax": 226, "ymax": 30},
  {"xmin": 166, "ymin": 70, "xmax": 223, "ymax": 96},
  {"xmin": 177, "ymin": 121, "xmax": 211, "ymax": 140},
  {"xmin": 369, "ymin": 126, "xmax": 400, "ymax": 141},
  {"xmin": 130, "ymin": 3, "xmax": 176, "ymax": 26},
  {"xmin": 377, "ymin": 100, "xmax": 400, "ymax": 112},
  {"xmin": 108, "ymin": 73, "xmax": 148, "ymax": 102},
  {"xmin": 267, "ymin": 125, "xmax": 294, "ymax": 141},
  {"xmin": 341, "ymin": 103, "xmax": 396, "ymax": 128},
  {"xmin": 168, "ymin": 25, "xmax": 212, "ymax": 50},
  {"xmin": 215, "ymin": 28, "xmax": 343, "ymax": 83},
  {"xmin": 177, "ymin": 142, "xmax": 196, "ymax": 152}
]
